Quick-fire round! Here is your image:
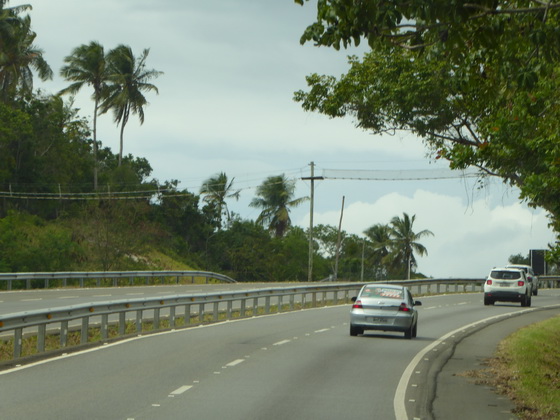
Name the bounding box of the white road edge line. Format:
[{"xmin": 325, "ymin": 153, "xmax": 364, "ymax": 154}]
[{"xmin": 393, "ymin": 305, "xmax": 559, "ymax": 420}]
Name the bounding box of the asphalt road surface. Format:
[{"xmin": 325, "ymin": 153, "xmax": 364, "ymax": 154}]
[{"xmin": 1, "ymin": 289, "xmax": 559, "ymax": 420}]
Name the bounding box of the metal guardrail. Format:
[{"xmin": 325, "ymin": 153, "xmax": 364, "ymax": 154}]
[
  {"xmin": 0, "ymin": 270, "xmax": 236, "ymax": 290},
  {"xmin": 0, "ymin": 275, "xmax": 558, "ymax": 362}
]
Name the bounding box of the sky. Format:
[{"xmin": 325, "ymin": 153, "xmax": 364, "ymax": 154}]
[{"xmin": 26, "ymin": 0, "xmax": 555, "ymax": 278}]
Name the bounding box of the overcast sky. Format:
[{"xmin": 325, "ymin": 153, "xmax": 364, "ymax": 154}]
[{"xmin": 28, "ymin": 0, "xmax": 555, "ymax": 278}]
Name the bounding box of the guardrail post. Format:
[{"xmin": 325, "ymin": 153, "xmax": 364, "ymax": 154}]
[
  {"xmin": 81, "ymin": 317, "xmax": 89, "ymax": 344},
  {"xmin": 198, "ymin": 303, "xmax": 205, "ymax": 323},
  {"xmin": 184, "ymin": 304, "xmax": 191, "ymax": 325},
  {"xmin": 80, "ymin": 278, "xmax": 84, "ymax": 288},
  {"xmin": 136, "ymin": 310, "xmax": 142, "ymax": 333},
  {"xmin": 154, "ymin": 308, "xmax": 161, "ymax": 329},
  {"xmin": 26, "ymin": 279, "xmax": 31, "ymax": 289},
  {"xmin": 289, "ymin": 294, "xmax": 295, "ymax": 311},
  {"xmin": 213, "ymin": 302, "xmax": 219, "ymax": 322},
  {"xmin": 170, "ymin": 306, "xmax": 176, "ymax": 328},
  {"xmin": 252, "ymin": 298, "xmax": 258, "ymax": 316},
  {"xmin": 61, "ymin": 320, "xmax": 68, "ymax": 348},
  {"xmin": 38, "ymin": 324, "xmax": 46, "ymax": 353},
  {"xmin": 14, "ymin": 328, "xmax": 22, "ymax": 358},
  {"xmin": 240, "ymin": 299, "xmax": 246, "ymax": 317},
  {"xmin": 119, "ymin": 312, "xmax": 126, "ymax": 335},
  {"xmin": 226, "ymin": 301, "xmax": 233, "ymax": 320},
  {"xmin": 278, "ymin": 295, "xmax": 284, "ymax": 313},
  {"xmin": 7, "ymin": 279, "xmax": 12, "ymax": 290},
  {"xmin": 265, "ymin": 296, "xmax": 271, "ymax": 314},
  {"xmin": 101, "ymin": 314, "xmax": 109, "ymax": 340}
]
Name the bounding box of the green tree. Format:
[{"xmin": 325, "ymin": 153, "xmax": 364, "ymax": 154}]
[
  {"xmin": 250, "ymin": 174, "xmax": 308, "ymax": 238},
  {"xmin": 0, "ymin": 9, "xmax": 52, "ymax": 102},
  {"xmin": 101, "ymin": 45, "xmax": 162, "ymax": 166},
  {"xmin": 388, "ymin": 213, "xmax": 433, "ymax": 279},
  {"xmin": 509, "ymin": 253, "xmax": 530, "ymax": 265},
  {"xmin": 60, "ymin": 41, "xmax": 107, "ymax": 189},
  {"xmin": 294, "ymin": 0, "xmax": 560, "ymax": 257},
  {"xmin": 200, "ymin": 172, "xmax": 240, "ymax": 230},
  {"xmin": 363, "ymin": 223, "xmax": 392, "ymax": 279}
]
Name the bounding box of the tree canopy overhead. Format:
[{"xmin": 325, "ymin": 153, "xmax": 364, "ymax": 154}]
[{"xmin": 294, "ymin": 0, "xmax": 560, "ymax": 256}]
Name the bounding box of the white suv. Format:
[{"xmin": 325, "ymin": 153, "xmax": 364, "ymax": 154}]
[
  {"xmin": 506, "ymin": 264, "xmax": 539, "ymax": 296},
  {"xmin": 484, "ymin": 267, "xmax": 532, "ymax": 307}
]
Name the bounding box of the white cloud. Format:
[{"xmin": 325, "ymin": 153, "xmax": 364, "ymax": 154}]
[{"xmin": 302, "ymin": 189, "xmax": 554, "ymax": 278}]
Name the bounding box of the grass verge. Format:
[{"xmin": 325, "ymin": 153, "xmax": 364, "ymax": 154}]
[{"xmin": 475, "ymin": 315, "xmax": 560, "ymax": 420}]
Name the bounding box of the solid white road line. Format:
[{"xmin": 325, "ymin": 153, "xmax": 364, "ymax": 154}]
[{"xmin": 393, "ymin": 305, "xmax": 557, "ymax": 420}]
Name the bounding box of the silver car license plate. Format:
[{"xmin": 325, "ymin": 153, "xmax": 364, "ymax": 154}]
[{"xmin": 367, "ymin": 317, "xmax": 387, "ymax": 323}]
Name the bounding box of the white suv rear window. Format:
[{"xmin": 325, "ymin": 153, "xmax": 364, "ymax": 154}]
[{"xmin": 491, "ymin": 270, "xmax": 521, "ymax": 280}]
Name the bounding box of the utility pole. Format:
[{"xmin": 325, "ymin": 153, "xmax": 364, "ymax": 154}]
[
  {"xmin": 302, "ymin": 162, "xmax": 323, "ymax": 282},
  {"xmin": 334, "ymin": 195, "xmax": 345, "ymax": 281}
]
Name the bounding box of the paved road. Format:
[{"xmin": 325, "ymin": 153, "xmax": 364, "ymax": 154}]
[
  {"xmin": 0, "ymin": 283, "xmax": 302, "ymax": 316},
  {"xmin": 0, "ymin": 290, "xmax": 558, "ymax": 419}
]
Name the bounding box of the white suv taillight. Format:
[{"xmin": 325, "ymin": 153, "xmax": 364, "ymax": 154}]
[
  {"xmin": 486, "ymin": 279, "xmax": 493, "ymax": 285},
  {"xmin": 518, "ymin": 281, "xmax": 525, "ymax": 287}
]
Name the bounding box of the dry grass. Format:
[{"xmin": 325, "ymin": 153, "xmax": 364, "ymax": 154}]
[{"xmin": 461, "ymin": 315, "xmax": 560, "ymax": 420}]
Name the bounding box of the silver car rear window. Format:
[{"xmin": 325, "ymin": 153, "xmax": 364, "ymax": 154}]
[
  {"xmin": 360, "ymin": 287, "xmax": 403, "ymax": 299},
  {"xmin": 491, "ymin": 270, "xmax": 521, "ymax": 280}
]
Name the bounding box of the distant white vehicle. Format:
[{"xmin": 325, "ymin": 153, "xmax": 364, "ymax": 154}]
[
  {"xmin": 484, "ymin": 268, "xmax": 532, "ymax": 307},
  {"xmin": 506, "ymin": 264, "xmax": 539, "ymax": 295}
]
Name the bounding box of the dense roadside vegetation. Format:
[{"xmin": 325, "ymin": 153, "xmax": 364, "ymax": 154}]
[
  {"xmin": 295, "ymin": 0, "xmax": 560, "ymax": 261},
  {"xmin": 0, "ymin": 1, "xmax": 436, "ymax": 282}
]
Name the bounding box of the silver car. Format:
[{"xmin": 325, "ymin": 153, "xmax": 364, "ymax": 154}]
[{"xmin": 350, "ymin": 284, "xmax": 422, "ymax": 339}]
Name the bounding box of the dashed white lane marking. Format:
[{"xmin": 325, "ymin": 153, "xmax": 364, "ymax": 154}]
[
  {"xmin": 170, "ymin": 385, "xmax": 192, "ymax": 395},
  {"xmin": 273, "ymin": 339, "xmax": 291, "ymax": 346},
  {"xmin": 225, "ymin": 359, "xmax": 245, "ymax": 367},
  {"xmin": 93, "ymin": 294, "xmax": 112, "ymax": 297},
  {"xmin": 21, "ymin": 298, "xmax": 42, "ymax": 302},
  {"xmin": 314, "ymin": 328, "xmax": 330, "ymax": 333},
  {"xmin": 59, "ymin": 296, "xmax": 79, "ymax": 299}
]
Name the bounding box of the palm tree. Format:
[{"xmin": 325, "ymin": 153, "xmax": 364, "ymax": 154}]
[
  {"xmin": 363, "ymin": 223, "xmax": 392, "ymax": 278},
  {"xmin": 388, "ymin": 212, "xmax": 434, "ymax": 279},
  {"xmin": 200, "ymin": 172, "xmax": 240, "ymax": 229},
  {"xmin": 250, "ymin": 174, "xmax": 308, "ymax": 238},
  {"xmin": 101, "ymin": 45, "xmax": 162, "ymax": 166},
  {"xmin": 0, "ymin": 12, "xmax": 52, "ymax": 102},
  {"xmin": 59, "ymin": 41, "xmax": 107, "ymax": 190}
]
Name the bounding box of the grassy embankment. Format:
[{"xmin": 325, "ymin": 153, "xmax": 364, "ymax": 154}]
[{"xmin": 480, "ymin": 315, "xmax": 560, "ymax": 420}]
